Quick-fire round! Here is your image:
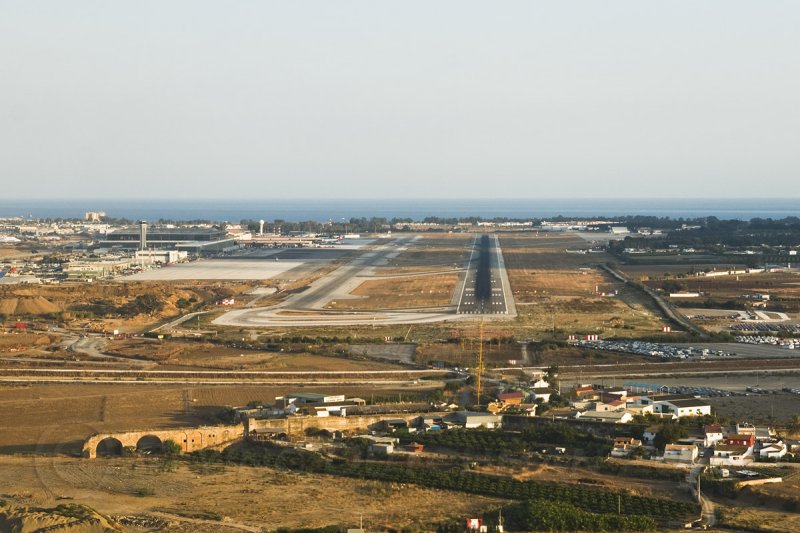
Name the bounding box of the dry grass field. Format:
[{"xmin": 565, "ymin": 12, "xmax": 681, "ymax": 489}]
[
  {"xmin": 0, "ymin": 455, "xmax": 505, "ymax": 532},
  {"xmin": 103, "ymin": 339, "xmax": 407, "ymax": 371},
  {"xmin": 383, "ymin": 233, "xmax": 472, "ymax": 274},
  {"xmin": 498, "ymin": 234, "xmax": 667, "ymax": 338},
  {"xmin": 0, "ymin": 332, "xmax": 59, "ymax": 351},
  {"xmin": 0, "ymin": 281, "xmax": 254, "ymax": 333},
  {"xmin": 500, "ymin": 234, "xmax": 615, "ymax": 303},
  {"xmin": 329, "ymin": 273, "xmax": 459, "ymax": 310},
  {"xmin": 416, "ymin": 341, "xmax": 524, "ymax": 366},
  {"xmin": 714, "ymin": 469, "xmax": 800, "ymax": 532},
  {"xmin": 0, "ymin": 381, "xmax": 429, "ymax": 455}
]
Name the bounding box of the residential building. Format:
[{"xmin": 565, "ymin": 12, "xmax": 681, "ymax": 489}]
[
  {"xmin": 726, "ymin": 434, "xmax": 755, "ymax": 448},
  {"xmin": 704, "ymin": 424, "xmax": 725, "ymax": 447},
  {"xmin": 759, "ymin": 442, "xmax": 787, "ymax": 460},
  {"xmin": 497, "ymin": 391, "xmax": 525, "ymax": 405},
  {"xmin": 531, "ymin": 387, "xmax": 552, "ymax": 403},
  {"xmin": 611, "ymin": 437, "xmax": 643, "ymax": 457},
  {"xmin": 711, "ymin": 444, "xmax": 753, "ymax": 466},
  {"xmin": 643, "ymin": 426, "xmax": 659, "ymax": 444},
  {"xmin": 663, "ymin": 444, "xmax": 698, "ymax": 465}
]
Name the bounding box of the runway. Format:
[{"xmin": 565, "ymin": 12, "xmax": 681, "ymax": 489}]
[
  {"xmin": 456, "ymin": 235, "xmax": 515, "ymax": 315},
  {"xmin": 213, "ymin": 234, "xmax": 516, "ymax": 327}
]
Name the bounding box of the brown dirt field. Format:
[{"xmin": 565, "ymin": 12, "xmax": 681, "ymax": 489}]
[
  {"xmin": 0, "ymin": 382, "xmax": 430, "ymax": 455},
  {"xmin": 416, "ymin": 342, "xmax": 523, "ymax": 366},
  {"xmin": 0, "ymin": 296, "xmax": 61, "ymax": 315},
  {"xmin": 715, "ymin": 470, "xmax": 800, "ymax": 533},
  {"xmin": 329, "ymin": 274, "xmax": 459, "ymax": 310},
  {"xmin": 0, "ymin": 455, "xmax": 505, "ymax": 532},
  {"xmin": 0, "ymin": 246, "xmax": 36, "ymax": 260},
  {"xmin": 718, "ymin": 506, "xmax": 800, "ymax": 533},
  {"xmin": 105, "ymin": 339, "xmax": 187, "ymax": 361},
  {"xmin": 0, "ymin": 332, "xmax": 59, "ymax": 351},
  {"xmin": 165, "ymin": 347, "xmax": 407, "ymax": 371}
]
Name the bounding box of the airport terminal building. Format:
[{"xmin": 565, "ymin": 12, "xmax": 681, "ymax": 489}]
[{"xmin": 99, "ymin": 226, "xmax": 236, "ymax": 254}]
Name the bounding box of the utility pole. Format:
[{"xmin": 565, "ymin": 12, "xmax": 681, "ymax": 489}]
[{"xmin": 697, "ymin": 473, "xmax": 701, "ymax": 503}]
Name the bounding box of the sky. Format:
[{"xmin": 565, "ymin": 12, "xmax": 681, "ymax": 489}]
[{"xmin": 1, "ymin": 1, "xmax": 798, "ymax": 200}]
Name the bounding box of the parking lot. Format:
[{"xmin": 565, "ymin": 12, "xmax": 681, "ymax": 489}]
[{"xmin": 574, "ymin": 339, "xmax": 722, "ymax": 359}]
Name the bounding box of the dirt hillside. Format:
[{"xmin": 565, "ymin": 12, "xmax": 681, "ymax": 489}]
[
  {"xmin": 0, "ymin": 502, "xmax": 120, "ymax": 532},
  {"xmin": 0, "ymin": 296, "xmax": 61, "ymax": 315}
]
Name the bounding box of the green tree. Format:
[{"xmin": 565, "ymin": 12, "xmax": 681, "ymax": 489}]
[
  {"xmin": 544, "ymin": 365, "xmax": 559, "ymax": 383},
  {"xmin": 653, "ymin": 423, "xmax": 688, "ymax": 451},
  {"xmin": 124, "ymin": 294, "xmax": 164, "ymax": 316},
  {"xmin": 163, "ymin": 439, "xmax": 182, "ymax": 456}
]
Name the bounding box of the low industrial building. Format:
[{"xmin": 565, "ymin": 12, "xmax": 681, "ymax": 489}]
[
  {"xmin": 652, "ymin": 398, "xmax": 712, "ymax": 418},
  {"xmin": 63, "ymin": 259, "xmax": 132, "ymax": 280},
  {"xmin": 454, "ymin": 412, "xmax": 503, "ymax": 429},
  {"xmin": 134, "ymin": 250, "xmax": 188, "ymax": 264},
  {"xmin": 576, "ymin": 410, "xmax": 633, "ymax": 424}
]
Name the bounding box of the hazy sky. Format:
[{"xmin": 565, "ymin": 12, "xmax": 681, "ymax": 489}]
[{"xmin": 1, "ymin": 1, "xmax": 798, "ymax": 199}]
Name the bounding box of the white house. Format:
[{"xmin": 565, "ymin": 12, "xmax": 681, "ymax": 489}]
[
  {"xmin": 593, "ymin": 400, "xmax": 626, "ymax": 412},
  {"xmin": 531, "ymin": 388, "xmax": 553, "ymax": 403},
  {"xmin": 643, "ymin": 426, "xmax": 659, "ymax": 444},
  {"xmin": 759, "ymin": 442, "xmax": 787, "ymax": 460},
  {"xmin": 532, "ymin": 378, "xmax": 550, "ymax": 389},
  {"xmin": 663, "ymin": 444, "xmax": 698, "ymax": 465},
  {"xmin": 704, "ymin": 424, "xmax": 725, "ymax": 447},
  {"xmin": 710, "ymin": 444, "xmax": 753, "ymax": 467},
  {"xmin": 611, "ymin": 437, "xmax": 643, "ymax": 458}
]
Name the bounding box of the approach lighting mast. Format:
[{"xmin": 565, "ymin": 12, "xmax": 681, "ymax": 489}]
[{"xmin": 476, "ymin": 320, "xmax": 485, "ymax": 408}]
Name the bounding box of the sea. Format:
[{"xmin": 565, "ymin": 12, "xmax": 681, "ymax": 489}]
[{"xmin": 0, "ymin": 198, "xmax": 798, "ymax": 223}]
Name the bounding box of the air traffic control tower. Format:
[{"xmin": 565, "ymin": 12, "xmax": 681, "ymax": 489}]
[{"xmin": 138, "ymin": 220, "xmax": 147, "ymax": 251}]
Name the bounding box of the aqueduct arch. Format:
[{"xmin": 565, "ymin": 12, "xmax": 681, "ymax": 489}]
[
  {"xmin": 136, "ymin": 435, "xmax": 164, "ymax": 454},
  {"xmin": 83, "ymin": 423, "xmax": 243, "ymax": 459},
  {"xmin": 95, "ymin": 437, "xmax": 123, "ymax": 456}
]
